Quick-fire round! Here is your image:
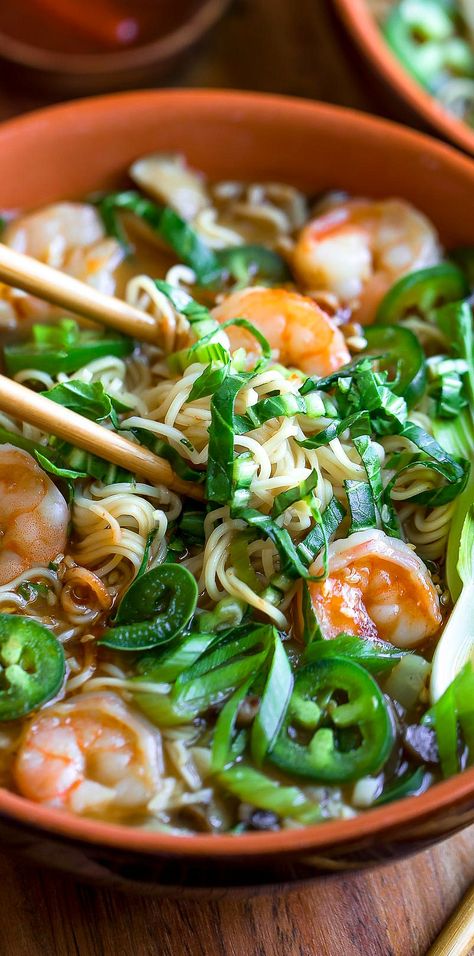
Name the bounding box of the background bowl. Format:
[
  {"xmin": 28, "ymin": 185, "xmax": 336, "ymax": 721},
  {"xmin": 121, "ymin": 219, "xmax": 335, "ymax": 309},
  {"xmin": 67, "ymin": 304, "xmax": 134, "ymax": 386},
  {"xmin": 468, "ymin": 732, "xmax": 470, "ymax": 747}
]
[
  {"xmin": 333, "ymin": 0, "xmax": 474, "ymax": 156},
  {"xmin": 0, "ymin": 89, "xmax": 473, "ymax": 894},
  {"xmin": 0, "ymin": 0, "xmax": 230, "ymax": 96}
]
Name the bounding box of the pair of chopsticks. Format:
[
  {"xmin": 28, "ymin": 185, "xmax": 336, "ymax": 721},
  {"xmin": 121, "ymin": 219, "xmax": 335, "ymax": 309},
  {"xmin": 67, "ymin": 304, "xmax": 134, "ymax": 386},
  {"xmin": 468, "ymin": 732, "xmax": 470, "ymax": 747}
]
[
  {"xmin": 0, "ymin": 243, "xmax": 203, "ymax": 500},
  {"xmin": 427, "ymin": 883, "xmax": 474, "ymax": 956}
]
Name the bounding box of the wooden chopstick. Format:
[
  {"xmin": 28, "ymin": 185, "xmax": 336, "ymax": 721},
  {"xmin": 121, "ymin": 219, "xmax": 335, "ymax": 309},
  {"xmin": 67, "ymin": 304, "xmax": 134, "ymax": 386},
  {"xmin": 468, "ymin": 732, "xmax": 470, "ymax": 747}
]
[
  {"xmin": 427, "ymin": 884, "xmax": 474, "ymax": 956},
  {"xmin": 0, "ymin": 243, "xmax": 159, "ymax": 343},
  {"xmin": 0, "ymin": 374, "xmax": 203, "ymax": 501}
]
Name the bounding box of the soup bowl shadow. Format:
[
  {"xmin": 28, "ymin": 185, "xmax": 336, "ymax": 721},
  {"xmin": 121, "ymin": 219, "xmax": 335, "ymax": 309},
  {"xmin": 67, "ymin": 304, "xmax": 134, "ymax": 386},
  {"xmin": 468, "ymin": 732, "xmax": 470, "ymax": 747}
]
[{"xmin": 0, "ymin": 89, "xmax": 473, "ymax": 895}]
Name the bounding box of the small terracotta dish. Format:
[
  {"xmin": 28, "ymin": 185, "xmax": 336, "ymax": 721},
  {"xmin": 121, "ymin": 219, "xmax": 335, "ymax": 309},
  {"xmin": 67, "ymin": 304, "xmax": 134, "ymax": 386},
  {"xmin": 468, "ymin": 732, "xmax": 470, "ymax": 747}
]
[
  {"xmin": 333, "ymin": 0, "xmax": 474, "ymax": 155},
  {"xmin": 0, "ymin": 0, "xmax": 230, "ymax": 95},
  {"xmin": 0, "ymin": 90, "xmax": 473, "ymax": 894}
]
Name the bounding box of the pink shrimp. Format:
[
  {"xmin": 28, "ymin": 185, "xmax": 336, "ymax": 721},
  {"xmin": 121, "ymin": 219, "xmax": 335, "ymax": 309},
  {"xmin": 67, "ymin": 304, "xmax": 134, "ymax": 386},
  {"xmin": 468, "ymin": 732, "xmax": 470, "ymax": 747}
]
[
  {"xmin": 0, "ymin": 445, "xmax": 68, "ymax": 586},
  {"xmin": 293, "ymin": 199, "xmax": 440, "ymax": 324},
  {"xmin": 298, "ymin": 529, "xmax": 442, "ymax": 649},
  {"xmin": 213, "ymin": 286, "xmax": 350, "ymax": 376}
]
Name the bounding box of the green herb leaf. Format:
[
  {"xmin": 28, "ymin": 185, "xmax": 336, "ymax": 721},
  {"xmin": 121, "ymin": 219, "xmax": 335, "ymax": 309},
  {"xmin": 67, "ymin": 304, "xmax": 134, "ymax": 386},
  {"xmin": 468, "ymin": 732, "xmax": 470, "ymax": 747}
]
[
  {"xmin": 271, "ymin": 470, "xmax": 320, "ymax": 519},
  {"xmin": 42, "ymin": 381, "xmax": 115, "ymax": 422},
  {"xmin": 344, "ymin": 479, "xmax": 377, "ymax": 533},
  {"xmin": 217, "ymin": 765, "xmax": 321, "ymax": 824},
  {"xmin": 98, "ymin": 192, "xmax": 221, "ymax": 284},
  {"xmin": 296, "ymin": 495, "xmax": 346, "ymax": 568}
]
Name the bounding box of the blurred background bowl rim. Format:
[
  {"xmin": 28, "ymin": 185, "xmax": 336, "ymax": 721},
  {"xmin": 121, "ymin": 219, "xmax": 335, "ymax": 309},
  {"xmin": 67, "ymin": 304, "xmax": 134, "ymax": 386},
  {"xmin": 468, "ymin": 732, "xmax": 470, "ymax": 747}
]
[
  {"xmin": 333, "ymin": 0, "xmax": 474, "ymax": 155},
  {"xmin": 0, "ymin": 0, "xmax": 230, "ymax": 74},
  {"xmin": 0, "ymin": 88, "xmax": 472, "ymax": 859}
]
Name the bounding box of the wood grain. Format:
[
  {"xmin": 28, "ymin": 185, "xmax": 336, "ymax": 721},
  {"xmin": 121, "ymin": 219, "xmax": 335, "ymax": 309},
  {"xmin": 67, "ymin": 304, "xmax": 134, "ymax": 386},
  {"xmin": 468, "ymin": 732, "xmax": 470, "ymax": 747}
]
[
  {"xmin": 0, "ymin": 1, "xmax": 471, "ymax": 953},
  {"xmin": 0, "ymin": 830, "xmax": 473, "ymax": 956}
]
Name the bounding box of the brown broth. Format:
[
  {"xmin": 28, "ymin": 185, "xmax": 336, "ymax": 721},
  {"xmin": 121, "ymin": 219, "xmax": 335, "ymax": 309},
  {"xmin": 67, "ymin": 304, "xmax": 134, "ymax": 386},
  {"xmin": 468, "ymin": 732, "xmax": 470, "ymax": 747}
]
[{"xmin": 0, "ymin": 0, "xmax": 205, "ymax": 55}]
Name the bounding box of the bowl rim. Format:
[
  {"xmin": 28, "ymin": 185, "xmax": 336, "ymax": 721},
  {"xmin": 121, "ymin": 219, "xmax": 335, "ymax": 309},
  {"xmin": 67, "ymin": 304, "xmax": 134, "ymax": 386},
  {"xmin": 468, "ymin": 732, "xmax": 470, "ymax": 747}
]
[
  {"xmin": 333, "ymin": 0, "xmax": 474, "ymax": 156},
  {"xmin": 2, "ymin": 766, "xmax": 474, "ymax": 857},
  {"xmin": 0, "ymin": 87, "xmax": 473, "ymax": 858},
  {"xmin": 0, "ymin": 0, "xmax": 230, "ymax": 74}
]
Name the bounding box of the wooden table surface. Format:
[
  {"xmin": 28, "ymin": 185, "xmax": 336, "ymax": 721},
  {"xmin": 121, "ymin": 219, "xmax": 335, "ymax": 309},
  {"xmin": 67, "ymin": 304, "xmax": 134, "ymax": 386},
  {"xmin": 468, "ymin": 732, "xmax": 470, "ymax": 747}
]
[{"xmin": 0, "ymin": 2, "xmax": 472, "ymax": 954}]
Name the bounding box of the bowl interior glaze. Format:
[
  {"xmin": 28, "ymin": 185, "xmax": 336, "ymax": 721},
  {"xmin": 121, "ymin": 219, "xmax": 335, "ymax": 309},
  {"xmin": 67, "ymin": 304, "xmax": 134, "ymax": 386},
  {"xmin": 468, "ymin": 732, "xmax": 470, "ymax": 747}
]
[
  {"xmin": 333, "ymin": 0, "xmax": 474, "ymax": 155},
  {"xmin": 0, "ymin": 90, "xmax": 473, "ymax": 874}
]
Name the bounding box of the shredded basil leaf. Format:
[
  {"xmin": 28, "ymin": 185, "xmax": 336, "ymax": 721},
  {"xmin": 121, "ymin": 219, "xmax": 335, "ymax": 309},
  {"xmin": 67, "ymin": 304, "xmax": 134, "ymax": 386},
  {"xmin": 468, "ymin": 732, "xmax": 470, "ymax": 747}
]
[
  {"xmin": 231, "ymin": 507, "xmax": 314, "ymax": 580},
  {"xmin": 271, "ymin": 470, "xmax": 320, "ymax": 519},
  {"xmin": 344, "ymin": 479, "xmax": 377, "ymax": 533},
  {"xmin": 296, "ymin": 495, "xmax": 346, "ymax": 567},
  {"xmin": 98, "ymin": 191, "xmax": 221, "ymax": 284}
]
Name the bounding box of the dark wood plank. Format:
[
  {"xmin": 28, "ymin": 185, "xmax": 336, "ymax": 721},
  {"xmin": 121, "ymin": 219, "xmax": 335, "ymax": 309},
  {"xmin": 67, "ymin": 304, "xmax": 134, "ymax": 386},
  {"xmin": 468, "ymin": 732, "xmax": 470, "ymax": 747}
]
[
  {"xmin": 0, "ymin": 2, "xmax": 471, "ymax": 954},
  {"xmin": 0, "ymin": 829, "xmax": 473, "ymax": 956}
]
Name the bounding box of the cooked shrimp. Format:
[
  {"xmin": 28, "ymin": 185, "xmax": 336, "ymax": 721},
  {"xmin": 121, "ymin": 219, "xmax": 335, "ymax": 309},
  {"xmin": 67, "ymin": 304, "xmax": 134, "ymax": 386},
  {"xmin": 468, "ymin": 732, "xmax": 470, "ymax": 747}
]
[
  {"xmin": 293, "ymin": 199, "xmax": 441, "ymax": 324},
  {"xmin": 0, "ymin": 445, "xmax": 68, "ymax": 585},
  {"xmin": 300, "ymin": 529, "xmax": 442, "ymax": 648},
  {"xmin": 4, "ymin": 203, "xmax": 105, "ymax": 261},
  {"xmin": 1, "ymin": 203, "xmax": 125, "ymax": 320},
  {"xmin": 14, "ymin": 693, "xmax": 162, "ymax": 817},
  {"xmin": 212, "ymin": 287, "xmax": 350, "ymax": 376}
]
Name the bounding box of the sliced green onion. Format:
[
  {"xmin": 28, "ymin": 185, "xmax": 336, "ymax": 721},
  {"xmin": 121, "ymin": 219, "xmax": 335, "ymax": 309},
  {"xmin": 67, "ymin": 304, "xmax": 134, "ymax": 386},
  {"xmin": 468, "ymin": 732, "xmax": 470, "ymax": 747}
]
[
  {"xmin": 207, "ymin": 371, "xmax": 253, "ymax": 504},
  {"xmin": 171, "ymin": 624, "xmax": 272, "ymax": 717},
  {"xmin": 4, "ymin": 321, "xmax": 132, "ymax": 376},
  {"xmin": 304, "ymin": 633, "xmax": 409, "ymax": 674},
  {"xmin": 231, "ymin": 507, "xmax": 312, "ymax": 580},
  {"xmin": 136, "ymin": 632, "xmax": 216, "ymax": 683},
  {"xmin": 211, "ymin": 676, "xmax": 253, "ymax": 773},
  {"xmin": 188, "ymin": 358, "xmax": 230, "ymax": 402},
  {"xmin": 251, "ymin": 632, "xmax": 293, "ymax": 765},
  {"xmin": 235, "ymin": 392, "xmax": 307, "ymax": 434},
  {"xmin": 217, "ymin": 765, "xmax": 321, "ymax": 825},
  {"xmin": 229, "ymin": 530, "xmax": 260, "ymax": 591}
]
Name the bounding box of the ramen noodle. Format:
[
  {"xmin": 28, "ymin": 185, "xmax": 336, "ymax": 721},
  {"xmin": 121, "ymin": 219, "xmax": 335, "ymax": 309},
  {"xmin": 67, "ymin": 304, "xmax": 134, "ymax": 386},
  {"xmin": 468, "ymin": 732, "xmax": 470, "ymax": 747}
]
[{"xmin": 0, "ymin": 153, "xmax": 472, "ymax": 834}]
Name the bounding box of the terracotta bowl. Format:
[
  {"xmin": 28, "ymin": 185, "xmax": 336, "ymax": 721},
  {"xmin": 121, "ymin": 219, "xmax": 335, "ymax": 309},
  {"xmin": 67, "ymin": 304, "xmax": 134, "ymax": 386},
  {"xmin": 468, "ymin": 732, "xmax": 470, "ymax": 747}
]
[
  {"xmin": 0, "ymin": 90, "xmax": 473, "ymax": 895},
  {"xmin": 333, "ymin": 0, "xmax": 474, "ymax": 156},
  {"xmin": 0, "ymin": 0, "xmax": 230, "ymax": 96}
]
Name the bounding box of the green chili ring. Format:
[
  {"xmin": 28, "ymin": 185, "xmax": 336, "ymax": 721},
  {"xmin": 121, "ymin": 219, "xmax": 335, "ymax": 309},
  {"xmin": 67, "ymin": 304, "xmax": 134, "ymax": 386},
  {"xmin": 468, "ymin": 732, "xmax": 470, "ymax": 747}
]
[
  {"xmin": 363, "ymin": 324, "xmax": 426, "ymax": 408},
  {"xmin": 376, "ymin": 263, "xmax": 468, "ymax": 326},
  {"xmin": 268, "ymin": 658, "xmax": 394, "ymax": 783},
  {"xmin": 215, "ymin": 245, "xmax": 291, "ymax": 285},
  {"xmin": 383, "ymin": 1, "xmax": 472, "ymax": 89},
  {"xmin": 0, "ymin": 614, "xmax": 65, "ymax": 721},
  {"xmin": 99, "ymin": 564, "xmax": 198, "ymax": 651}
]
